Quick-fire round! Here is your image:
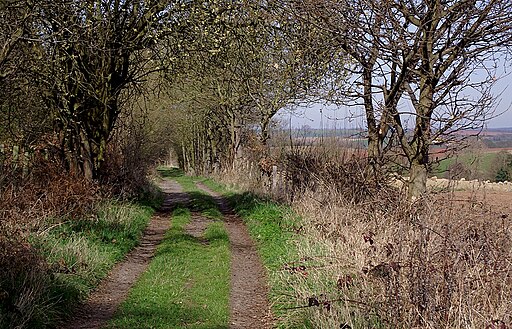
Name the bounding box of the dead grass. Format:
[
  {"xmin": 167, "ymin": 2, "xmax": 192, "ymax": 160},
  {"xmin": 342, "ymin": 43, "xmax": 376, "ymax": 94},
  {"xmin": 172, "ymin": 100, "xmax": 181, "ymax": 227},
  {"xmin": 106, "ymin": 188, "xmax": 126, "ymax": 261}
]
[
  {"xmin": 215, "ymin": 140, "xmax": 512, "ymax": 328},
  {"xmin": 1, "ymin": 160, "xmax": 100, "ymax": 226},
  {"xmin": 272, "ymin": 185, "xmax": 512, "ymax": 329}
]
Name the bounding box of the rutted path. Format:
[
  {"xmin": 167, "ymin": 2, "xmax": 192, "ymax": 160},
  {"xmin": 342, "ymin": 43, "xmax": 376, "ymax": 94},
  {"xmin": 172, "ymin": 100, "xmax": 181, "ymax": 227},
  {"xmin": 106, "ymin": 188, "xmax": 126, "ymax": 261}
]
[
  {"xmin": 61, "ymin": 179, "xmax": 186, "ymax": 329},
  {"xmin": 62, "ymin": 176, "xmax": 272, "ymax": 329},
  {"xmin": 195, "ymin": 182, "xmax": 273, "ymax": 329},
  {"xmin": 184, "ymin": 212, "xmax": 212, "ymax": 241}
]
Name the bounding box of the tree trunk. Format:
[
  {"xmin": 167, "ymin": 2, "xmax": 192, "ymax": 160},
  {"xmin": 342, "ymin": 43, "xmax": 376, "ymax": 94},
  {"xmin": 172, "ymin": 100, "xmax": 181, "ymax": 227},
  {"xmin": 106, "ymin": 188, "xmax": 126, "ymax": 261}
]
[
  {"xmin": 366, "ymin": 135, "xmax": 382, "ymax": 179},
  {"xmin": 228, "ymin": 109, "xmax": 243, "ymax": 170},
  {"xmin": 363, "ymin": 64, "xmax": 383, "ymax": 178},
  {"xmin": 408, "ymin": 159, "xmax": 428, "ymax": 199},
  {"xmin": 80, "ymin": 129, "xmax": 94, "ymax": 181},
  {"xmin": 181, "ymin": 142, "xmax": 187, "ymax": 171},
  {"xmin": 406, "ymin": 70, "xmax": 434, "ymax": 199}
]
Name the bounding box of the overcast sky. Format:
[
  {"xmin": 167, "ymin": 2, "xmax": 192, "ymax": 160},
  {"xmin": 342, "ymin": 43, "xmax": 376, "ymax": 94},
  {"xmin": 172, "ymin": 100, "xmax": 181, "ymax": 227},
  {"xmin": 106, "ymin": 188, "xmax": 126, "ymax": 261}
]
[{"xmin": 489, "ymin": 71, "xmax": 512, "ymax": 127}]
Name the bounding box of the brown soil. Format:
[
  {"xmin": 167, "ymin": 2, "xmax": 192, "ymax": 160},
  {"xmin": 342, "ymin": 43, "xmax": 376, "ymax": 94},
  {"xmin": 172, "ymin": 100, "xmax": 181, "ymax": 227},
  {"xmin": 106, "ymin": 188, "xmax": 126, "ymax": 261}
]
[
  {"xmin": 185, "ymin": 213, "xmax": 212, "ymax": 239},
  {"xmin": 61, "ymin": 178, "xmax": 273, "ymax": 329},
  {"xmin": 447, "ymin": 189, "xmax": 512, "ymax": 215},
  {"xmin": 195, "ymin": 182, "xmax": 273, "ymax": 329},
  {"xmin": 60, "ymin": 179, "xmax": 186, "ymax": 329}
]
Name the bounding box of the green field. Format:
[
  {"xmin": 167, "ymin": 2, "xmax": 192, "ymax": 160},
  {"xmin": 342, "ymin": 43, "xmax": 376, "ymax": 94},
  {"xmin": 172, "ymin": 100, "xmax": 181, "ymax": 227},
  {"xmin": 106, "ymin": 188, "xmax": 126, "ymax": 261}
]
[{"xmin": 431, "ymin": 150, "xmax": 510, "ymax": 181}]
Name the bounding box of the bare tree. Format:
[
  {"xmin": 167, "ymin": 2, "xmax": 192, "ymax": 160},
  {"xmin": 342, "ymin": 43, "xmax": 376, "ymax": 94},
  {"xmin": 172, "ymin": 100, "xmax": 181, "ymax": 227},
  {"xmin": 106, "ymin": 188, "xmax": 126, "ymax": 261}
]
[
  {"xmin": 0, "ymin": 1, "xmax": 27, "ymax": 81},
  {"xmin": 165, "ymin": 1, "xmax": 260, "ymax": 171},
  {"xmin": 392, "ymin": 0, "xmax": 512, "ymax": 197},
  {"xmin": 237, "ymin": 1, "xmax": 336, "ymax": 177},
  {"xmin": 36, "ymin": 0, "xmax": 175, "ymax": 179},
  {"xmin": 289, "ymin": 0, "xmax": 512, "ymax": 198}
]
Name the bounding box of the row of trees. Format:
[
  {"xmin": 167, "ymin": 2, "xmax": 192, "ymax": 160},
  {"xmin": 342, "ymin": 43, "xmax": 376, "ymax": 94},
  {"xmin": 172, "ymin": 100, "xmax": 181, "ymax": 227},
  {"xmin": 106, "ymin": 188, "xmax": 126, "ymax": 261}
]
[
  {"xmin": 1, "ymin": 0, "xmax": 178, "ymax": 180},
  {"xmin": 158, "ymin": 2, "xmax": 336, "ymax": 174},
  {"xmin": 1, "ymin": 0, "xmax": 511, "ymax": 197},
  {"xmin": 289, "ymin": 0, "xmax": 512, "ymax": 197}
]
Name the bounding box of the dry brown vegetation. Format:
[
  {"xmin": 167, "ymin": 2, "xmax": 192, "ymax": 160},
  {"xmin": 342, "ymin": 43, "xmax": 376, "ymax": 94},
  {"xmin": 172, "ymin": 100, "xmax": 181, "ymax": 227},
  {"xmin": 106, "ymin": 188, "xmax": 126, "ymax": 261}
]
[
  {"xmin": 0, "ymin": 154, "xmax": 99, "ymax": 324},
  {"xmin": 0, "ymin": 139, "xmax": 160, "ymax": 328},
  {"xmin": 288, "ymin": 190, "xmax": 512, "ymax": 328},
  {"xmin": 215, "ymin": 141, "xmax": 512, "ymax": 328}
]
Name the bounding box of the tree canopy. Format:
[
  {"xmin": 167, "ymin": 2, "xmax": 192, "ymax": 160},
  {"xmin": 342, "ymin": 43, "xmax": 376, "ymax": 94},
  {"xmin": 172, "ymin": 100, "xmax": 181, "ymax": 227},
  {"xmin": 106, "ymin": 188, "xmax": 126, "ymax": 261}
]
[{"xmin": 1, "ymin": 0, "xmax": 511, "ymax": 197}]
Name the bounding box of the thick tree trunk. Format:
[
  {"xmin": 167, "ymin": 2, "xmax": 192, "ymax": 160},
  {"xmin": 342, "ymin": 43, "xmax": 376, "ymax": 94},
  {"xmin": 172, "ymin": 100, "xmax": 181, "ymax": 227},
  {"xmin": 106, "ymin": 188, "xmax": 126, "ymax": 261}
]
[
  {"xmin": 260, "ymin": 115, "xmax": 271, "ymax": 150},
  {"xmin": 80, "ymin": 129, "xmax": 94, "ymax": 181},
  {"xmin": 408, "ymin": 159, "xmax": 428, "ymax": 199},
  {"xmin": 260, "ymin": 117, "xmax": 271, "ymax": 160},
  {"xmin": 366, "ymin": 135, "xmax": 383, "ymax": 179},
  {"xmin": 59, "ymin": 119, "xmax": 94, "ymax": 180}
]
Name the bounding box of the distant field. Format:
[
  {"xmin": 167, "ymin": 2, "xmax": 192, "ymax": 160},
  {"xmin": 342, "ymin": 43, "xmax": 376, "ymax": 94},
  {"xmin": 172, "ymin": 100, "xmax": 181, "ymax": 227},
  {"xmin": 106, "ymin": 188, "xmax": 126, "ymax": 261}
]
[
  {"xmin": 273, "ymin": 129, "xmax": 512, "ymax": 181},
  {"xmin": 432, "ymin": 148, "xmax": 512, "ymax": 180},
  {"xmin": 289, "ymin": 136, "xmax": 368, "ymax": 148}
]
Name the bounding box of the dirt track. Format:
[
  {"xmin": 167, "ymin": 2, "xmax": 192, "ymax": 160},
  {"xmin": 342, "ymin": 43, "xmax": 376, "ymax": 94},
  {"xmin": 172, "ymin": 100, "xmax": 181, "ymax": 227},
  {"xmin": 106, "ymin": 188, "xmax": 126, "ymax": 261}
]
[
  {"xmin": 62, "ymin": 178, "xmax": 272, "ymax": 329},
  {"xmin": 61, "ymin": 180, "xmax": 185, "ymax": 329},
  {"xmin": 196, "ymin": 182, "xmax": 273, "ymax": 329}
]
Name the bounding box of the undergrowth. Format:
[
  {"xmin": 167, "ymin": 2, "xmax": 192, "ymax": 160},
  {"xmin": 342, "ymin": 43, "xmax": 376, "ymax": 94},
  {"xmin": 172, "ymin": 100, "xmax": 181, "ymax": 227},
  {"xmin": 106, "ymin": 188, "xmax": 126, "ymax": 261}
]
[
  {"xmin": 0, "ymin": 161, "xmax": 161, "ymax": 329},
  {"xmin": 207, "ymin": 166, "xmax": 512, "ymax": 328}
]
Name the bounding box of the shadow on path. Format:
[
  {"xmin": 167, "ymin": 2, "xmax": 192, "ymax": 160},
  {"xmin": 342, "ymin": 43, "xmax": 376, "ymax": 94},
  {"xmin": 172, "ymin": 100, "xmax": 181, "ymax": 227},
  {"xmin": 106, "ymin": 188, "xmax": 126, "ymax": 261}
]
[
  {"xmin": 60, "ymin": 179, "xmax": 187, "ymax": 329},
  {"xmin": 195, "ymin": 182, "xmax": 273, "ymax": 329}
]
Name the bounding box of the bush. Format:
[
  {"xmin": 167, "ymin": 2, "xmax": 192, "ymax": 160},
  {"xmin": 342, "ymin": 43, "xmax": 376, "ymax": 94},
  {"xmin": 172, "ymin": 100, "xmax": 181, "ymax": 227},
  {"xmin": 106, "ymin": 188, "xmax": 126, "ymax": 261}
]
[
  {"xmin": 0, "ymin": 234, "xmax": 50, "ymax": 329},
  {"xmin": 0, "ymin": 159, "xmax": 99, "ymax": 328},
  {"xmin": 281, "ymin": 146, "xmax": 392, "ymax": 204},
  {"xmin": 491, "ymin": 151, "xmax": 512, "ymax": 183},
  {"xmin": 496, "ymin": 167, "xmax": 511, "ymax": 182},
  {"xmin": 215, "ymin": 148, "xmax": 512, "ymax": 328},
  {"xmin": 0, "ymin": 155, "xmax": 158, "ymax": 328}
]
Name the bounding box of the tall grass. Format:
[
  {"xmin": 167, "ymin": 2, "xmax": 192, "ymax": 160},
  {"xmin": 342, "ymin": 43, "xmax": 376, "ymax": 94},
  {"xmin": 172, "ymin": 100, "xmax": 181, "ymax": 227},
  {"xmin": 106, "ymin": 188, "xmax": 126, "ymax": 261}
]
[
  {"xmin": 210, "ymin": 140, "xmax": 512, "ymax": 328},
  {"xmin": 284, "ymin": 187, "xmax": 512, "ymax": 328},
  {"xmin": 0, "ymin": 159, "xmax": 160, "ymax": 329}
]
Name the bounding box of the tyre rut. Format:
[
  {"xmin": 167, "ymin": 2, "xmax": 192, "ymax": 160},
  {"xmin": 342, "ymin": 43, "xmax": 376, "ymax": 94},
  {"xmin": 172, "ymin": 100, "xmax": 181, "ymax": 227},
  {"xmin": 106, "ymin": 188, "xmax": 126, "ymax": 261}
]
[
  {"xmin": 195, "ymin": 182, "xmax": 273, "ymax": 329},
  {"xmin": 61, "ymin": 179, "xmax": 186, "ymax": 329}
]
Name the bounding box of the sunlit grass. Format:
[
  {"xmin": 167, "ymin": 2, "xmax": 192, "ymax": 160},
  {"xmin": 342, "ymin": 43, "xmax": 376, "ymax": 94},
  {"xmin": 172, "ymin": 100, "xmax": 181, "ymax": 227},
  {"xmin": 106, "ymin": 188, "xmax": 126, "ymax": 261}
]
[
  {"xmin": 432, "ymin": 152, "xmax": 498, "ymax": 179},
  {"xmin": 199, "ymin": 180, "xmax": 307, "ymax": 328},
  {"xmin": 107, "ymin": 172, "xmax": 230, "ymax": 329},
  {"xmin": 107, "ymin": 207, "xmax": 230, "ymax": 329},
  {"xmin": 29, "ymin": 201, "xmax": 155, "ymax": 326}
]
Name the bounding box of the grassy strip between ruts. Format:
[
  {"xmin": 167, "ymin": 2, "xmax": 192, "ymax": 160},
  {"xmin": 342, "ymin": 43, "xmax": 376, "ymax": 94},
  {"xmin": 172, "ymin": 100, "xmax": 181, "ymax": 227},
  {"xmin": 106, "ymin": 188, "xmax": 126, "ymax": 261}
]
[
  {"xmin": 107, "ymin": 173, "xmax": 230, "ymax": 329},
  {"xmin": 199, "ymin": 179, "xmax": 312, "ymax": 328}
]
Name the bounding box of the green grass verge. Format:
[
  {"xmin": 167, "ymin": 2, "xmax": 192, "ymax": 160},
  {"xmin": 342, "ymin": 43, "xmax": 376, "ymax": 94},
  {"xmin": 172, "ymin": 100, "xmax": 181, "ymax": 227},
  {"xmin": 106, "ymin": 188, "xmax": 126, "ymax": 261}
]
[
  {"xmin": 26, "ymin": 200, "xmax": 156, "ymax": 328},
  {"xmin": 200, "ymin": 180, "xmax": 309, "ymax": 328},
  {"xmin": 107, "ymin": 171, "xmax": 230, "ymax": 329}
]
